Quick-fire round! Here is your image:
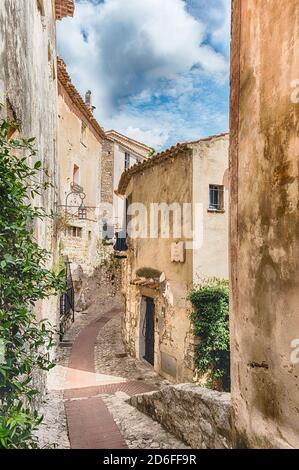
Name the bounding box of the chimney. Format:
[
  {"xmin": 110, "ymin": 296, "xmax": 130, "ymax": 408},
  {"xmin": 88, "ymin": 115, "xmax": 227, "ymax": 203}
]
[
  {"xmin": 85, "ymin": 90, "xmax": 92, "ymax": 109},
  {"xmin": 85, "ymin": 90, "xmax": 96, "ymax": 113}
]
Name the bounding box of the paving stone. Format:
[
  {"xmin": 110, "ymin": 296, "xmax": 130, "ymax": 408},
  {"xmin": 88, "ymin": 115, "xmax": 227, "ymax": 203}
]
[
  {"xmin": 36, "ymin": 296, "xmax": 187, "ymax": 449},
  {"xmin": 102, "ymin": 393, "xmax": 189, "ymax": 450},
  {"xmin": 65, "ymin": 397, "xmax": 127, "ymax": 449}
]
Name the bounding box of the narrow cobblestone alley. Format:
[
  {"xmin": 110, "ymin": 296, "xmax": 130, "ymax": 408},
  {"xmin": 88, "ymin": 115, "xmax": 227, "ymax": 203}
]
[{"xmin": 37, "ymin": 294, "xmax": 189, "ymax": 449}]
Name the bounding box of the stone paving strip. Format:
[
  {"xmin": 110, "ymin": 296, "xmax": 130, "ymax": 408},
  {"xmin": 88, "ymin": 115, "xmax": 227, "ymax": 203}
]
[
  {"xmin": 94, "ymin": 315, "xmax": 170, "ymax": 389},
  {"xmin": 102, "ymin": 391, "xmax": 190, "ymax": 449},
  {"xmin": 64, "ymin": 307, "xmax": 128, "ymax": 449},
  {"xmin": 37, "ymin": 302, "xmax": 188, "ymax": 449}
]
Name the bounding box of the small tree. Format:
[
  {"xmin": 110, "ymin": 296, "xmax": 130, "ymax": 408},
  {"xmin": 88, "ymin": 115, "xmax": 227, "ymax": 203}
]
[
  {"xmin": 0, "ymin": 115, "xmax": 64, "ymax": 448},
  {"xmin": 188, "ymin": 279, "xmax": 230, "ymax": 391}
]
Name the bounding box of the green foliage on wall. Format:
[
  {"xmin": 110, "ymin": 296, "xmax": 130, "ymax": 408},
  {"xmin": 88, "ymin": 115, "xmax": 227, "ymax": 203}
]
[
  {"xmin": 147, "ymin": 148, "xmax": 156, "ymax": 158},
  {"xmin": 188, "ymin": 279, "xmax": 230, "ymax": 392},
  {"xmin": 0, "ymin": 114, "xmax": 65, "ymax": 448}
]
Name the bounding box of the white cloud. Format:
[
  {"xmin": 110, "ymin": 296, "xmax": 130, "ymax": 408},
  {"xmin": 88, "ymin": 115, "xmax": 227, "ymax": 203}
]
[
  {"xmin": 124, "ymin": 126, "xmax": 170, "ymax": 149},
  {"xmin": 57, "ymin": 0, "xmax": 230, "ymax": 149},
  {"xmin": 185, "ymin": 0, "xmax": 231, "ymax": 56},
  {"xmin": 210, "ymin": 0, "xmax": 231, "ymax": 54}
]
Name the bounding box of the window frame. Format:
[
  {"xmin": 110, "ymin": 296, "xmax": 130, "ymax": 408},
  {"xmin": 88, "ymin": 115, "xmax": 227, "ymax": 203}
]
[
  {"xmin": 37, "ymin": 0, "xmax": 45, "ymax": 16},
  {"xmin": 208, "ymin": 184, "xmax": 225, "ymax": 212},
  {"xmin": 73, "ymin": 164, "xmax": 80, "ymax": 186},
  {"xmin": 124, "ymin": 151, "xmax": 130, "ymax": 170},
  {"xmin": 67, "ymin": 226, "xmax": 83, "ymax": 238},
  {"xmin": 80, "ymin": 121, "xmax": 87, "ymax": 147}
]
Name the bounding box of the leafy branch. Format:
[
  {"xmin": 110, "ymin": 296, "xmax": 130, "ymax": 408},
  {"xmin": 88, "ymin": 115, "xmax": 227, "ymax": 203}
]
[
  {"xmin": 188, "ymin": 279, "xmax": 230, "ymax": 392},
  {"xmin": 0, "ymin": 114, "xmax": 65, "ymax": 448}
]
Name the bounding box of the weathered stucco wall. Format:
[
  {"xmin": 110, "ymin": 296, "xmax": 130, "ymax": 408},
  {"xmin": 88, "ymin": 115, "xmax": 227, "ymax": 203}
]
[
  {"xmin": 122, "ymin": 136, "xmax": 229, "ymax": 383},
  {"xmin": 230, "ymin": 0, "xmax": 299, "ymax": 448},
  {"xmin": 58, "ymin": 85, "xmax": 103, "ymax": 274},
  {"xmin": 0, "ymin": 0, "xmax": 60, "ymax": 328},
  {"xmin": 123, "ymin": 151, "xmax": 194, "ymax": 382},
  {"xmin": 192, "ymin": 134, "xmax": 229, "ymax": 282},
  {"xmin": 101, "ymin": 138, "xmax": 114, "ymax": 205},
  {"xmin": 130, "ymin": 384, "xmax": 232, "ymax": 449}
]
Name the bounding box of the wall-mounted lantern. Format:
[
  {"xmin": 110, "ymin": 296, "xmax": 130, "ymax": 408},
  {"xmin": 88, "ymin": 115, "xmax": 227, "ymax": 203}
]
[
  {"xmin": 58, "ymin": 186, "xmax": 89, "ymax": 221},
  {"xmin": 78, "ymin": 194, "xmax": 87, "ymax": 220}
]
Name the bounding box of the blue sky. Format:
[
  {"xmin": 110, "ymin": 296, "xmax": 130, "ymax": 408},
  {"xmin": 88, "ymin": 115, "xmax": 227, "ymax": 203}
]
[{"xmin": 57, "ymin": 0, "xmax": 231, "ymax": 150}]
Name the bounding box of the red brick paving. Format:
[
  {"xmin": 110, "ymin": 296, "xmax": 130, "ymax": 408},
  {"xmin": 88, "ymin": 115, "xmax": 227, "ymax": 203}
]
[
  {"xmin": 64, "ymin": 308, "xmax": 157, "ymax": 449},
  {"xmin": 67, "ymin": 309, "xmax": 120, "ymax": 374},
  {"xmin": 65, "ymin": 398, "xmax": 127, "ymax": 449}
]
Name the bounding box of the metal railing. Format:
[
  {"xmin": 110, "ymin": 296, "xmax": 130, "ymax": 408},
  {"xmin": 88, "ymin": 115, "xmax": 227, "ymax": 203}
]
[{"xmin": 59, "ymin": 256, "xmax": 75, "ymax": 340}]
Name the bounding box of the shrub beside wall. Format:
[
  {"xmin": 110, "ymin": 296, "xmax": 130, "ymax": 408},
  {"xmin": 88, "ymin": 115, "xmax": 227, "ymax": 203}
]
[
  {"xmin": 188, "ymin": 279, "xmax": 230, "ymax": 392},
  {"xmin": 0, "ymin": 116, "xmax": 64, "ymax": 448}
]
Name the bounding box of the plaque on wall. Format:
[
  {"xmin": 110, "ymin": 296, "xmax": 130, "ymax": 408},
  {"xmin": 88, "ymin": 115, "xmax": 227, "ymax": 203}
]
[
  {"xmin": 161, "ymin": 352, "xmax": 177, "ymax": 378},
  {"xmin": 171, "ymin": 241, "xmax": 185, "ymax": 263}
]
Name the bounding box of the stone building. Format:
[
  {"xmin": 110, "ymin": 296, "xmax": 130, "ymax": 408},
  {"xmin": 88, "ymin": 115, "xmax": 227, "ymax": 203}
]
[
  {"xmin": 116, "ymin": 133, "xmax": 229, "ymax": 382},
  {"xmin": 230, "ymin": 0, "xmax": 299, "ymax": 448},
  {"xmin": 103, "ymin": 130, "xmax": 151, "ymax": 239},
  {"xmin": 0, "ymin": 0, "xmax": 74, "ymax": 329},
  {"xmin": 57, "ymin": 58, "xmax": 106, "ymax": 275}
]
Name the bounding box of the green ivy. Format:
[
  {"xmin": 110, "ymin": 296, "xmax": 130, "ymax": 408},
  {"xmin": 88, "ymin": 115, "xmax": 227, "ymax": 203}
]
[
  {"xmin": 0, "ymin": 114, "xmax": 65, "ymax": 448},
  {"xmin": 188, "ymin": 279, "xmax": 230, "ymax": 392}
]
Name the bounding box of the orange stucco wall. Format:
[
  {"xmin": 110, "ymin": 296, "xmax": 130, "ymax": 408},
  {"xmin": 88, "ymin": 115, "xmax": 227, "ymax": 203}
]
[{"xmin": 230, "ymin": 0, "xmax": 299, "ymax": 448}]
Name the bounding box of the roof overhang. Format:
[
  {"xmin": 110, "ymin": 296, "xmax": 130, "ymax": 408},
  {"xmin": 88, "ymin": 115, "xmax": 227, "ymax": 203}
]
[
  {"xmin": 57, "ymin": 58, "xmax": 106, "ymax": 141},
  {"xmin": 106, "ymin": 130, "xmax": 152, "ymax": 155},
  {"xmin": 106, "ymin": 130, "xmax": 152, "ymax": 162},
  {"xmin": 116, "ymin": 143, "xmax": 191, "ymax": 196}
]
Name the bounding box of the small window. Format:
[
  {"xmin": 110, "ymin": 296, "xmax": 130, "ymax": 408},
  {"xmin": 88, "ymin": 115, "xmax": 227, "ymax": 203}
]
[
  {"xmin": 37, "ymin": 0, "xmax": 45, "ymax": 15},
  {"xmin": 73, "ymin": 164, "xmax": 80, "ymax": 185},
  {"xmin": 88, "ymin": 231, "xmax": 92, "ymax": 241},
  {"xmin": 209, "ymin": 185, "xmax": 224, "ymax": 211},
  {"xmin": 125, "ymin": 152, "xmax": 130, "ymax": 170},
  {"xmin": 67, "ymin": 226, "xmax": 82, "ymax": 238}
]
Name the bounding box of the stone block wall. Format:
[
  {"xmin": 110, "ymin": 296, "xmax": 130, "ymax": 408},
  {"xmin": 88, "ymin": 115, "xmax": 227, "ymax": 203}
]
[
  {"xmin": 121, "ymin": 254, "xmax": 197, "ymax": 383},
  {"xmin": 183, "ymin": 329, "xmax": 200, "ymax": 374},
  {"xmin": 0, "ymin": 0, "xmax": 62, "ymax": 337},
  {"xmin": 101, "ymin": 138, "xmax": 114, "ymax": 204},
  {"xmin": 0, "ymin": 0, "xmax": 65, "ymax": 404},
  {"xmin": 130, "ymin": 384, "xmax": 232, "ymax": 449}
]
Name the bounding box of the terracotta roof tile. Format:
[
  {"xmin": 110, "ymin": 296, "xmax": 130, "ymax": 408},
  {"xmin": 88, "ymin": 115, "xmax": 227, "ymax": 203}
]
[
  {"xmin": 55, "ymin": 0, "xmax": 75, "ymax": 20},
  {"xmin": 187, "ymin": 132, "xmax": 229, "ymax": 144},
  {"xmin": 57, "ymin": 58, "xmax": 106, "ymax": 141},
  {"xmin": 116, "ymin": 143, "xmax": 191, "ymax": 195},
  {"xmin": 116, "ymin": 132, "xmax": 229, "ymax": 196}
]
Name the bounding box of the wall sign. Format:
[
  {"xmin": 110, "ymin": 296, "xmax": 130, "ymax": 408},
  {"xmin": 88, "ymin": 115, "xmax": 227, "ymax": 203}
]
[{"xmin": 171, "ymin": 241, "xmax": 185, "ymax": 263}]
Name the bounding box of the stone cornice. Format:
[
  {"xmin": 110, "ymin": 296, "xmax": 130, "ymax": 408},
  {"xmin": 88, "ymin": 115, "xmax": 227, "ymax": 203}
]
[{"xmin": 106, "ymin": 130, "xmax": 152, "ymax": 157}]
